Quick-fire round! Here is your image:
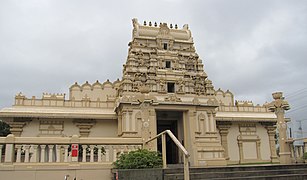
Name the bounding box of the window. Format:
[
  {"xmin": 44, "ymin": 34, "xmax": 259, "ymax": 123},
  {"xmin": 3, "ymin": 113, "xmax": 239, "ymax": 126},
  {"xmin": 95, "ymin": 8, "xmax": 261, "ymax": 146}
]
[
  {"xmin": 166, "ymin": 61, "xmax": 171, "ymax": 68},
  {"xmin": 167, "ymin": 82, "xmax": 175, "ymax": 93},
  {"xmin": 163, "ymin": 43, "xmax": 168, "ymax": 50}
]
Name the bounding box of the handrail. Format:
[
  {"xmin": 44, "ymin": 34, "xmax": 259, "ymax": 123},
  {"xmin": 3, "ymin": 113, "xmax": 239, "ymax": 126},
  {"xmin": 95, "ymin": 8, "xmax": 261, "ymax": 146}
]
[
  {"xmin": 145, "ymin": 130, "xmax": 190, "ymax": 180},
  {"xmin": 146, "ymin": 130, "xmax": 190, "ymax": 157},
  {"xmin": 292, "ymin": 137, "xmax": 307, "ymax": 141}
]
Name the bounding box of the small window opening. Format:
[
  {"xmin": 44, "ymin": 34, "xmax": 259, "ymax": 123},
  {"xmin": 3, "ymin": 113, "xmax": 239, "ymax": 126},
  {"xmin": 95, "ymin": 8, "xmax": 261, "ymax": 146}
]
[
  {"xmin": 166, "ymin": 61, "xmax": 171, "ymax": 68},
  {"xmin": 167, "ymin": 82, "xmax": 175, "ymax": 93},
  {"xmin": 163, "ymin": 43, "xmax": 168, "ymax": 50}
]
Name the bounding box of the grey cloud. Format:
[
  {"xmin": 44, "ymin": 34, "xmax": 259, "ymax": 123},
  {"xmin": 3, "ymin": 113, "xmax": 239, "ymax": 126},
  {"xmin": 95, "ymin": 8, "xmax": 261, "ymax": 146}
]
[{"xmin": 0, "ymin": 0, "xmax": 306, "ymax": 131}]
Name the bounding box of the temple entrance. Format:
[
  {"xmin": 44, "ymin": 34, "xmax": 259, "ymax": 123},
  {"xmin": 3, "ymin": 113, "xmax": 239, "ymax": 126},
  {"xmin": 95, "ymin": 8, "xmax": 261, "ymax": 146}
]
[{"xmin": 156, "ymin": 111, "xmax": 184, "ymax": 164}]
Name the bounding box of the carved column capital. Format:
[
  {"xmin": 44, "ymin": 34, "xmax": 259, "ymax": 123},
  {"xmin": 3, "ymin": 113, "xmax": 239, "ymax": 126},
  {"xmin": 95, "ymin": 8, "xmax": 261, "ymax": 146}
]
[
  {"xmin": 73, "ymin": 119, "xmax": 96, "ymax": 137},
  {"xmin": 216, "ymin": 121, "xmax": 232, "ymax": 134}
]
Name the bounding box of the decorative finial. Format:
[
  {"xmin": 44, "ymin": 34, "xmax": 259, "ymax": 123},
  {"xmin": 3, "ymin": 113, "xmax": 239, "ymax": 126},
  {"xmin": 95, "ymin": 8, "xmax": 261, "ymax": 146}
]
[
  {"xmin": 175, "ymin": 24, "xmax": 178, "ymax": 29},
  {"xmin": 170, "ymin": 24, "xmax": 173, "ymax": 28},
  {"xmin": 149, "ymin": 21, "xmax": 152, "ymax": 26},
  {"xmin": 143, "ymin": 21, "xmax": 147, "ymax": 26},
  {"xmin": 154, "ymin": 22, "xmax": 157, "ymax": 27}
]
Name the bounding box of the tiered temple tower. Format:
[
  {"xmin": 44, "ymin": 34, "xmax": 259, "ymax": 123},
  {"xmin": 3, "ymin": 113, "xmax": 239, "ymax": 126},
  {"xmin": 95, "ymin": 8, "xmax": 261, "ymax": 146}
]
[{"xmin": 115, "ymin": 18, "xmax": 226, "ymax": 166}]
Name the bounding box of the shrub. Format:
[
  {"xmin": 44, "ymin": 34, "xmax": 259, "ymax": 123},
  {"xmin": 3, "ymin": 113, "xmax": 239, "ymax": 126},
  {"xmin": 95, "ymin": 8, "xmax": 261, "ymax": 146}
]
[
  {"xmin": 113, "ymin": 149, "xmax": 162, "ymax": 169},
  {"xmin": 303, "ymin": 152, "xmax": 307, "ymax": 160}
]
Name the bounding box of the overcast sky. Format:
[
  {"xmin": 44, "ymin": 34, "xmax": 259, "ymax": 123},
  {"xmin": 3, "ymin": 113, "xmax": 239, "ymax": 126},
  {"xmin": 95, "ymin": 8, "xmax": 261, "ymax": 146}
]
[{"xmin": 0, "ymin": 0, "xmax": 306, "ymax": 136}]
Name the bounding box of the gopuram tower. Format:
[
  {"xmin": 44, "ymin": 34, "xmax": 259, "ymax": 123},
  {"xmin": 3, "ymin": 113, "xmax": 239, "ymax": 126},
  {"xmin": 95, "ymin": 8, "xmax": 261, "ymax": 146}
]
[{"xmin": 115, "ymin": 18, "xmax": 226, "ymax": 166}]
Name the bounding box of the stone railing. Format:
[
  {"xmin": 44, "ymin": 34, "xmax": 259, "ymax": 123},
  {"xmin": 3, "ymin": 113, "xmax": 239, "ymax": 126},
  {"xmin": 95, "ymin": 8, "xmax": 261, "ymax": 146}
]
[
  {"xmin": 289, "ymin": 138, "xmax": 307, "ymax": 163},
  {"xmin": 15, "ymin": 97, "xmax": 115, "ymax": 108},
  {"xmin": 218, "ymin": 105, "xmax": 270, "ymax": 113},
  {"xmin": 0, "ymin": 134, "xmax": 143, "ymax": 165}
]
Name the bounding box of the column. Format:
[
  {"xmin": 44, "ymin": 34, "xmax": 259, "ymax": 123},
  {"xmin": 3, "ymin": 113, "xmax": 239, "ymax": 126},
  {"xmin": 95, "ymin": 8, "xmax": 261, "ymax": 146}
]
[
  {"xmin": 82, "ymin": 145, "xmax": 87, "ymax": 162},
  {"xmin": 30, "ymin": 145, "xmax": 38, "ymax": 162},
  {"xmin": 48, "ymin": 145, "xmax": 54, "ymax": 162},
  {"xmin": 129, "ymin": 111, "xmax": 134, "ymax": 132},
  {"xmin": 268, "ymin": 92, "xmax": 291, "ymax": 164},
  {"xmin": 0, "ymin": 145, "xmax": 2, "ymax": 163},
  {"xmin": 15, "ymin": 145, "xmax": 22, "ymax": 163},
  {"xmin": 217, "ymin": 122, "xmax": 231, "ymax": 160},
  {"xmin": 56, "ymin": 145, "xmax": 61, "ymax": 162},
  {"xmin": 262, "ymin": 123, "xmax": 279, "ymax": 163},
  {"xmin": 290, "ymin": 143, "xmax": 295, "ymax": 158},
  {"xmin": 105, "ymin": 146, "xmax": 110, "ymax": 162},
  {"xmin": 122, "ymin": 111, "xmax": 127, "ymax": 132},
  {"xmin": 89, "ymin": 145, "xmax": 95, "ymax": 162},
  {"xmin": 97, "ymin": 145, "xmax": 103, "ymax": 162},
  {"xmin": 238, "ymin": 141, "xmax": 243, "ymax": 163},
  {"xmin": 300, "ymin": 146, "xmax": 303, "ymax": 158},
  {"xmin": 295, "ymin": 147, "xmax": 299, "ymax": 158},
  {"xmin": 40, "ymin": 145, "xmax": 46, "ymax": 162},
  {"xmin": 4, "ymin": 134, "xmax": 15, "ymax": 164},
  {"xmin": 256, "ymin": 141, "xmax": 261, "ymax": 160},
  {"xmin": 113, "ymin": 146, "xmax": 117, "ymax": 162},
  {"xmin": 24, "ymin": 145, "xmax": 30, "ymax": 163},
  {"xmin": 63, "ymin": 145, "xmax": 69, "ymax": 162}
]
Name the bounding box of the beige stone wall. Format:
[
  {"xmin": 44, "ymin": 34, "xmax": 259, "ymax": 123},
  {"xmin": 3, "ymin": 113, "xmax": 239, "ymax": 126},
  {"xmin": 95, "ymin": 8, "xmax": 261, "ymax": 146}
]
[
  {"xmin": 21, "ymin": 118, "xmax": 117, "ymax": 137},
  {"xmin": 90, "ymin": 120, "xmax": 118, "ymax": 137},
  {"xmin": 227, "ymin": 122, "xmax": 241, "ymax": 163},
  {"xmin": 226, "ymin": 122, "xmax": 272, "ymax": 164},
  {"xmin": 257, "ymin": 123, "xmax": 271, "ymax": 161}
]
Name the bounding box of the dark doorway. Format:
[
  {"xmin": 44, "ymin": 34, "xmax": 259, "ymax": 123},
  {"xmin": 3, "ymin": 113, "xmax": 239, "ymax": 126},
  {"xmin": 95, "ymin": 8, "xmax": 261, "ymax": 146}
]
[{"xmin": 156, "ymin": 111, "xmax": 183, "ymax": 164}]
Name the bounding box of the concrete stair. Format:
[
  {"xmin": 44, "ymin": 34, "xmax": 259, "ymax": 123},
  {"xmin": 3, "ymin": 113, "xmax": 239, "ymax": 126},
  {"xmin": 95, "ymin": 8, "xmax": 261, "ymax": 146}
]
[{"xmin": 163, "ymin": 164, "xmax": 307, "ymax": 180}]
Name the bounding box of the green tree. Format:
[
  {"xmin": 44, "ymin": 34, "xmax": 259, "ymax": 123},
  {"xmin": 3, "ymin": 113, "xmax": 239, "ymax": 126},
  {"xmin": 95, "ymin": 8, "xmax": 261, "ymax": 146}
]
[{"xmin": 0, "ymin": 120, "xmax": 10, "ymax": 136}]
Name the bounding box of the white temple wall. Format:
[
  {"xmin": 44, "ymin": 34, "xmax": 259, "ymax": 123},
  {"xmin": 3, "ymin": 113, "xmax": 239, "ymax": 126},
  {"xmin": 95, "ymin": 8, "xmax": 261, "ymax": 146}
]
[
  {"xmin": 227, "ymin": 122, "xmax": 240, "ymax": 163},
  {"xmin": 90, "ymin": 120, "xmax": 117, "ymax": 137},
  {"xmin": 257, "ymin": 123, "xmax": 271, "ymax": 160},
  {"xmin": 227, "ymin": 122, "xmax": 272, "ymax": 164},
  {"xmin": 63, "ymin": 119, "xmax": 80, "ymax": 136},
  {"xmin": 22, "ymin": 119, "xmax": 40, "ymax": 136}
]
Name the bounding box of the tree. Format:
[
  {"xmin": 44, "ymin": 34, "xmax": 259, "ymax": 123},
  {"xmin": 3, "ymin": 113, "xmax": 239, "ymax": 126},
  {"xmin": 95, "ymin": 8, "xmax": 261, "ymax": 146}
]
[{"xmin": 0, "ymin": 120, "xmax": 10, "ymax": 137}]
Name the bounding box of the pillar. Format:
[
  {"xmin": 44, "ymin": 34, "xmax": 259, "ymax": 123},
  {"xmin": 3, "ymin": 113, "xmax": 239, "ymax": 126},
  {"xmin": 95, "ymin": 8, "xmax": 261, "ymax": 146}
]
[
  {"xmin": 97, "ymin": 145, "xmax": 103, "ymax": 162},
  {"xmin": 24, "ymin": 145, "xmax": 30, "ymax": 163},
  {"xmin": 30, "ymin": 145, "xmax": 38, "ymax": 162},
  {"xmin": 262, "ymin": 123, "xmax": 279, "ymax": 163},
  {"xmin": 105, "ymin": 146, "xmax": 110, "ymax": 162},
  {"xmin": 40, "ymin": 145, "xmax": 46, "ymax": 162},
  {"xmin": 268, "ymin": 92, "xmax": 291, "ymax": 164},
  {"xmin": 48, "ymin": 145, "xmax": 54, "ymax": 162},
  {"xmin": 89, "ymin": 145, "xmax": 95, "ymax": 162},
  {"xmin": 82, "ymin": 145, "xmax": 87, "ymax": 162},
  {"xmin": 0, "ymin": 145, "xmax": 2, "ymax": 163},
  {"xmin": 217, "ymin": 121, "xmax": 231, "ymax": 160},
  {"xmin": 4, "ymin": 134, "xmax": 15, "ymax": 164},
  {"xmin": 56, "ymin": 145, "xmax": 61, "ymax": 162},
  {"xmin": 63, "ymin": 145, "xmax": 69, "ymax": 162},
  {"xmin": 15, "ymin": 145, "xmax": 22, "ymax": 163}
]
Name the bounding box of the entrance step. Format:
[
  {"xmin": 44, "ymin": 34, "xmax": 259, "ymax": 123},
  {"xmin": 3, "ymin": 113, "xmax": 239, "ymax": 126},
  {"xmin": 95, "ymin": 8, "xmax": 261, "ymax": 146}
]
[{"xmin": 163, "ymin": 164, "xmax": 307, "ymax": 180}]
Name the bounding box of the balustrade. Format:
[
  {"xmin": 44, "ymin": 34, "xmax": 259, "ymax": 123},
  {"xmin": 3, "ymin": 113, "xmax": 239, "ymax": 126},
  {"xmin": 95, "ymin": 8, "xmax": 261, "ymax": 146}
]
[{"xmin": 0, "ymin": 135, "xmax": 142, "ymax": 165}]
